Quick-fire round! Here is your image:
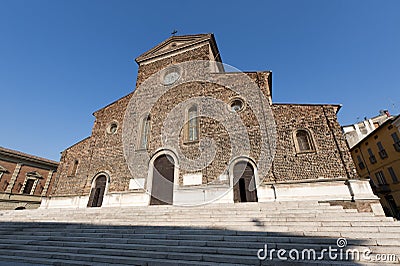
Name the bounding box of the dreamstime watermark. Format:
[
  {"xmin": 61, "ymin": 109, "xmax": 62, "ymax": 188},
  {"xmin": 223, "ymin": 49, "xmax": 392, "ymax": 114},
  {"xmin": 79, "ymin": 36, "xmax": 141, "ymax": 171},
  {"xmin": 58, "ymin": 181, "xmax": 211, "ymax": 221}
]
[
  {"xmin": 122, "ymin": 60, "xmax": 277, "ymax": 206},
  {"xmin": 257, "ymin": 238, "xmax": 399, "ymax": 262}
]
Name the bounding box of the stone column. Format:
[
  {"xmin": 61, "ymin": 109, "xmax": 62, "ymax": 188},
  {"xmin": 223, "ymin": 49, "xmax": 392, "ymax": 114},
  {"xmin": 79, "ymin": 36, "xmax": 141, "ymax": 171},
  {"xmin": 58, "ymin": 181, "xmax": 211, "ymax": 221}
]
[
  {"xmin": 5, "ymin": 163, "xmax": 22, "ymax": 193},
  {"xmin": 41, "ymin": 170, "xmax": 54, "ymax": 196}
]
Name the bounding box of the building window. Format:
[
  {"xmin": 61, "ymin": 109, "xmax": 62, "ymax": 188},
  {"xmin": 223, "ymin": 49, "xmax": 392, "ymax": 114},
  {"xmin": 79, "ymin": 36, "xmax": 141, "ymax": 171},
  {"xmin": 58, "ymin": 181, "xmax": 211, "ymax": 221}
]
[
  {"xmin": 22, "ymin": 179, "xmax": 35, "ymax": 194},
  {"xmin": 162, "ymin": 66, "xmax": 180, "ymax": 85},
  {"xmin": 392, "ymin": 132, "xmax": 400, "ymax": 142},
  {"xmin": 139, "ymin": 115, "xmax": 151, "ymax": 149},
  {"xmin": 20, "ymin": 172, "xmax": 42, "ymax": 195},
  {"xmin": 375, "ymin": 171, "xmax": 387, "ymax": 185},
  {"xmin": 368, "ymin": 177, "xmax": 376, "ymax": 189},
  {"xmin": 392, "ymin": 132, "xmax": 400, "ymax": 152},
  {"xmin": 377, "ymin": 142, "xmax": 388, "ymax": 159},
  {"xmin": 2, "ymin": 181, "xmax": 8, "ymax": 190},
  {"xmin": 367, "ymin": 148, "xmax": 377, "ymax": 164},
  {"xmin": 0, "ymin": 165, "xmax": 8, "ymax": 182},
  {"xmin": 230, "ymin": 98, "xmax": 245, "ymax": 112},
  {"xmin": 294, "ymin": 129, "xmax": 315, "ymax": 153},
  {"xmin": 357, "ymin": 155, "xmax": 365, "ymax": 170},
  {"xmin": 107, "ymin": 122, "xmax": 118, "ymax": 135},
  {"xmin": 388, "ymin": 167, "xmax": 399, "ymax": 183},
  {"xmin": 187, "ymin": 105, "xmax": 199, "ymax": 142},
  {"xmin": 70, "ymin": 160, "xmax": 79, "ymax": 176}
]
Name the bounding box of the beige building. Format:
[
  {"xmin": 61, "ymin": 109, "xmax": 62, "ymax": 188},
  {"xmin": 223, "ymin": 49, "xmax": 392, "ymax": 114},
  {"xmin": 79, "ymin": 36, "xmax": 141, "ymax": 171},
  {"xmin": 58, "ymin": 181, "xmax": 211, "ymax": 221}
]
[
  {"xmin": 343, "ymin": 110, "xmax": 392, "ymax": 149},
  {"xmin": 0, "ymin": 146, "xmax": 58, "ymax": 210},
  {"xmin": 350, "ymin": 115, "xmax": 400, "ymax": 218}
]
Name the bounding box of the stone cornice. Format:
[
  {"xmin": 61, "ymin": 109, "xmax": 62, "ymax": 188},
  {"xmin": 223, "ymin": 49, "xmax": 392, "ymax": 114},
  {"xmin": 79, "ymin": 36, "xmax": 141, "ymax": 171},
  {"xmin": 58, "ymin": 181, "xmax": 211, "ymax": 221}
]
[
  {"xmin": 135, "ymin": 33, "xmax": 222, "ymax": 64},
  {"xmin": 0, "ymin": 146, "xmax": 58, "ymax": 169}
]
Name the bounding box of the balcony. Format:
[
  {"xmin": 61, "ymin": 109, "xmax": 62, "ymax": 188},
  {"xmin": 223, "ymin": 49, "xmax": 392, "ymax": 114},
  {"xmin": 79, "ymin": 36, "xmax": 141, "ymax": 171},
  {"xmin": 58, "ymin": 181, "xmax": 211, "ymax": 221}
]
[{"xmin": 369, "ymin": 155, "xmax": 377, "ymax": 164}]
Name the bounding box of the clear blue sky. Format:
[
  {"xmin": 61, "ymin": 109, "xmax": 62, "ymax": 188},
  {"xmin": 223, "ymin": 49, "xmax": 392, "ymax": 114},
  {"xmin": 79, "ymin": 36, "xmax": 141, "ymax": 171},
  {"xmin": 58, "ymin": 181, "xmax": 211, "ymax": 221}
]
[{"xmin": 0, "ymin": 0, "xmax": 399, "ymax": 161}]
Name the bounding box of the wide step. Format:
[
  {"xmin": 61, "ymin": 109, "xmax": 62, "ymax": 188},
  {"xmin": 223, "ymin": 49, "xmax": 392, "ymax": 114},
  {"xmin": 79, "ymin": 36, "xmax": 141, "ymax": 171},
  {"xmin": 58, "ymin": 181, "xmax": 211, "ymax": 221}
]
[{"xmin": 0, "ymin": 201, "xmax": 398, "ymax": 265}]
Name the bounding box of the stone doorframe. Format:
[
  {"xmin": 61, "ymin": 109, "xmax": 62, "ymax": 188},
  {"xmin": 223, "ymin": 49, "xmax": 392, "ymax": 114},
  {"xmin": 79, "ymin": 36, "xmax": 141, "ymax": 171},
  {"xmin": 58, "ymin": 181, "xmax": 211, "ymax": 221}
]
[
  {"xmin": 146, "ymin": 148, "xmax": 180, "ymax": 205},
  {"xmin": 87, "ymin": 171, "xmax": 111, "ymax": 207},
  {"xmin": 228, "ymin": 156, "xmax": 260, "ymax": 200}
]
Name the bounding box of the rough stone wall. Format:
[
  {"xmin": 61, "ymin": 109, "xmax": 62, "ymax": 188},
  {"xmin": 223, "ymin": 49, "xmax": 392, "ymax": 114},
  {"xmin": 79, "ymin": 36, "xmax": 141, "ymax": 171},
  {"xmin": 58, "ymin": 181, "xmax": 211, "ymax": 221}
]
[
  {"xmin": 322, "ymin": 105, "xmax": 357, "ymax": 179},
  {"xmin": 136, "ymin": 45, "xmax": 211, "ymax": 87},
  {"xmin": 268, "ymin": 104, "xmax": 357, "ymax": 182},
  {"xmin": 51, "ymin": 137, "xmax": 93, "ymax": 196},
  {"xmin": 145, "ymin": 81, "xmax": 265, "ymax": 185},
  {"xmin": 51, "ymin": 38, "xmax": 357, "ymax": 197},
  {"xmin": 52, "ymin": 73, "xmax": 271, "ymax": 196},
  {"xmin": 81, "ymin": 93, "xmax": 133, "ymax": 194},
  {"xmin": 51, "ymin": 93, "xmax": 134, "ymax": 196}
]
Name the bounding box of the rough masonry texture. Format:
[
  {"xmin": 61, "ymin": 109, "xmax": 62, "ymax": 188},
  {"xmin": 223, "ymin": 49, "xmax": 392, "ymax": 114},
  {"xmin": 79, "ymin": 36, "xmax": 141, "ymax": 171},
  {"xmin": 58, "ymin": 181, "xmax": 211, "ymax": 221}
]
[{"xmin": 48, "ymin": 34, "xmax": 369, "ymax": 208}]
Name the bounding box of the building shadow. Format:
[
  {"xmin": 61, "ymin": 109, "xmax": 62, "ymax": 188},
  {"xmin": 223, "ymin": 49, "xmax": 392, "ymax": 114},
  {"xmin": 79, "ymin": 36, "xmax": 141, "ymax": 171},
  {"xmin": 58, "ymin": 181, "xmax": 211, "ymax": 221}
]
[{"xmin": 0, "ymin": 219, "xmax": 391, "ymax": 265}]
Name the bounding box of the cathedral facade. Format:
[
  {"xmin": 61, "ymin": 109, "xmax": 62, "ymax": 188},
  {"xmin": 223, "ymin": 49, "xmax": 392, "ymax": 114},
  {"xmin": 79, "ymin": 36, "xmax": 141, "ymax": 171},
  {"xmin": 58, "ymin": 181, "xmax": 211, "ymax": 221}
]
[{"xmin": 42, "ymin": 34, "xmax": 378, "ymax": 208}]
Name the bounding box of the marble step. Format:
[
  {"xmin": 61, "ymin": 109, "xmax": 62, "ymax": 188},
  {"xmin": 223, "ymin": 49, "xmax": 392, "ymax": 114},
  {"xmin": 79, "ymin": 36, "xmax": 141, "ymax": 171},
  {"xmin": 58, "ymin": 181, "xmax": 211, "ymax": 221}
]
[
  {"xmin": 0, "ymin": 248, "xmax": 260, "ymax": 265},
  {"xmin": 0, "ymin": 240, "xmax": 396, "ymax": 265},
  {"xmin": 0, "ymin": 221, "xmax": 398, "ymax": 231},
  {"xmin": 0, "ymin": 209, "xmax": 378, "ymax": 217},
  {"xmin": 0, "ymin": 253, "xmax": 248, "ymax": 266},
  {"xmin": 1, "ymin": 234, "xmax": 398, "ymax": 253},
  {"xmin": 0, "ymin": 210, "xmax": 362, "ymax": 220},
  {"xmin": 1, "ymin": 229, "xmax": 399, "ymax": 255},
  {"xmin": 0, "ymin": 201, "xmax": 397, "ymax": 265}
]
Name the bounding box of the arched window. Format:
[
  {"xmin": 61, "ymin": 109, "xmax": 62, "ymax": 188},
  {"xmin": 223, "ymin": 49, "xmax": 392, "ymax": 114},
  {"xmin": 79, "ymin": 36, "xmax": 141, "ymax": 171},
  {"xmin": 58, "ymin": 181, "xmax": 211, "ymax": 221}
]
[
  {"xmin": 70, "ymin": 160, "xmax": 78, "ymax": 176},
  {"xmin": 294, "ymin": 129, "xmax": 315, "ymax": 152},
  {"xmin": 139, "ymin": 115, "xmax": 151, "ymax": 149},
  {"xmin": 187, "ymin": 105, "xmax": 199, "ymax": 141}
]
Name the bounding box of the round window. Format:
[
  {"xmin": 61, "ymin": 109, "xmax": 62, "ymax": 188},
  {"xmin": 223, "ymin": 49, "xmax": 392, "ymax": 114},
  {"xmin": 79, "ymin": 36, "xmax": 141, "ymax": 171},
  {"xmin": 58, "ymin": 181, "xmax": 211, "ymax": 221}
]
[
  {"xmin": 230, "ymin": 99, "xmax": 244, "ymax": 112},
  {"xmin": 163, "ymin": 67, "xmax": 180, "ymax": 85},
  {"xmin": 107, "ymin": 122, "xmax": 118, "ymax": 134}
]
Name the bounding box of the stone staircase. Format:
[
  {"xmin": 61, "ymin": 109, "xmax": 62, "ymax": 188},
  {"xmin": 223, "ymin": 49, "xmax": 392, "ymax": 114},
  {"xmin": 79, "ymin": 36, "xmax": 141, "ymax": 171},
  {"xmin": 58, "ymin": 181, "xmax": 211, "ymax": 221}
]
[{"xmin": 0, "ymin": 201, "xmax": 399, "ymax": 265}]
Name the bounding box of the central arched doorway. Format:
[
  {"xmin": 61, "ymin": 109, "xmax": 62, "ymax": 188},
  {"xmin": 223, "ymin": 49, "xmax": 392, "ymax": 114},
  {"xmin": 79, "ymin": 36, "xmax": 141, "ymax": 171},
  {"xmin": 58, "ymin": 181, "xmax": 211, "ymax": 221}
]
[
  {"xmin": 150, "ymin": 154, "xmax": 175, "ymax": 205},
  {"xmin": 233, "ymin": 161, "xmax": 258, "ymax": 203},
  {"xmin": 87, "ymin": 175, "xmax": 107, "ymax": 207}
]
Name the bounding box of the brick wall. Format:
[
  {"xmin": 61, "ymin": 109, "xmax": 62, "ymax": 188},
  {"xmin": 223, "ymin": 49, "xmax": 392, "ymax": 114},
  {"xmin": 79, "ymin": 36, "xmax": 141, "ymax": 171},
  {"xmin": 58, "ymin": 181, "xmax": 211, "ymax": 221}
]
[
  {"xmin": 50, "ymin": 36, "xmax": 357, "ymax": 197},
  {"xmin": 269, "ymin": 104, "xmax": 356, "ymax": 183},
  {"xmin": 0, "ymin": 147, "xmax": 58, "ymax": 198}
]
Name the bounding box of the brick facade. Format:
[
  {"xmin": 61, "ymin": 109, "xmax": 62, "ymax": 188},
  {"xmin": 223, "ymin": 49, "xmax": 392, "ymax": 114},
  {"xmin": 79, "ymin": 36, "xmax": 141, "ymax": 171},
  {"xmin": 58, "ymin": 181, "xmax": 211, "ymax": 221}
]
[
  {"xmin": 49, "ymin": 34, "xmax": 359, "ymax": 205},
  {"xmin": 269, "ymin": 104, "xmax": 356, "ymax": 182},
  {"xmin": 0, "ymin": 146, "xmax": 58, "ymax": 210}
]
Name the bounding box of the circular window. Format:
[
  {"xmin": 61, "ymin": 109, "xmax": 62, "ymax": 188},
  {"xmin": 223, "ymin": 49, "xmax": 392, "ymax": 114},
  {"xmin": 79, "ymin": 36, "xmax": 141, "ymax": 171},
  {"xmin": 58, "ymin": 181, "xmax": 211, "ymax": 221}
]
[
  {"xmin": 107, "ymin": 122, "xmax": 118, "ymax": 135},
  {"xmin": 230, "ymin": 98, "xmax": 245, "ymax": 112},
  {"xmin": 162, "ymin": 67, "xmax": 180, "ymax": 85}
]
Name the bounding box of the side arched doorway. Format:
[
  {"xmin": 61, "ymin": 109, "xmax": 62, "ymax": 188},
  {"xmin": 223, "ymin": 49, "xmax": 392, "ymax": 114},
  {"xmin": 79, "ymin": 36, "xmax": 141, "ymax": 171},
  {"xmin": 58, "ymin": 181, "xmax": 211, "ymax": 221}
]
[
  {"xmin": 233, "ymin": 161, "xmax": 258, "ymax": 203},
  {"xmin": 150, "ymin": 154, "xmax": 175, "ymax": 205},
  {"xmin": 87, "ymin": 175, "xmax": 107, "ymax": 207}
]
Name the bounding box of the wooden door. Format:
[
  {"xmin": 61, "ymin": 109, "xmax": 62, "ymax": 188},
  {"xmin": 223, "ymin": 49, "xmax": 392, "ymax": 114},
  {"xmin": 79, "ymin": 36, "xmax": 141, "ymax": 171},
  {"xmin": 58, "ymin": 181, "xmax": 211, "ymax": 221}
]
[
  {"xmin": 87, "ymin": 175, "xmax": 106, "ymax": 207},
  {"xmin": 233, "ymin": 162, "xmax": 257, "ymax": 203},
  {"xmin": 150, "ymin": 155, "xmax": 174, "ymax": 205}
]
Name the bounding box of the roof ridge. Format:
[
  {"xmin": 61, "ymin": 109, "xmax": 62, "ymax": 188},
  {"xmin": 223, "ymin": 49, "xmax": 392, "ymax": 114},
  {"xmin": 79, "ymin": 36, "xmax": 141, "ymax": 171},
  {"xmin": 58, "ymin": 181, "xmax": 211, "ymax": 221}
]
[
  {"xmin": 135, "ymin": 33, "xmax": 214, "ymax": 63},
  {"xmin": 0, "ymin": 146, "xmax": 59, "ymax": 165}
]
